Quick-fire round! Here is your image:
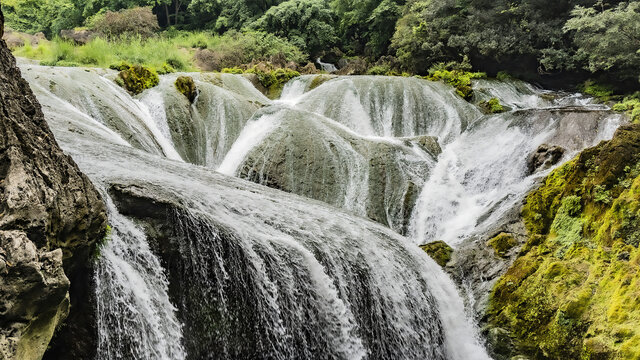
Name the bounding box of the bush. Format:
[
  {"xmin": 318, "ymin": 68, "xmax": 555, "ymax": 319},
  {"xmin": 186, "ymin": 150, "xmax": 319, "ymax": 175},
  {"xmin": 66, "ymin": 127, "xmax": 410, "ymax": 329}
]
[
  {"xmin": 613, "ymin": 98, "xmax": 640, "ymax": 123},
  {"xmin": 117, "ymin": 65, "xmax": 159, "ymax": 95},
  {"xmin": 479, "ymin": 98, "xmax": 506, "ymax": 114},
  {"xmin": 426, "ymin": 64, "xmax": 486, "ymax": 100},
  {"xmin": 93, "ymin": 7, "xmax": 159, "ymax": 39},
  {"xmin": 175, "ymin": 76, "xmax": 198, "ymax": 103}
]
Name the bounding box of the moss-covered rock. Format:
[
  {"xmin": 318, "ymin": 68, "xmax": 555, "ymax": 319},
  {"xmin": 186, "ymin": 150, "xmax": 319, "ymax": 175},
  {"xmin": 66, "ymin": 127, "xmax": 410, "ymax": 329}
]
[
  {"xmin": 309, "ymin": 74, "xmax": 336, "ymax": 90},
  {"xmin": 116, "ymin": 64, "xmax": 159, "ymax": 95},
  {"xmin": 485, "ymin": 124, "xmax": 640, "ymax": 360},
  {"xmin": 420, "ymin": 241, "xmax": 453, "ymax": 267},
  {"xmin": 175, "ymin": 76, "xmax": 197, "ymax": 103},
  {"xmin": 425, "ymin": 69, "xmax": 486, "ymax": 100},
  {"xmin": 488, "ymin": 233, "xmax": 518, "ymax": 257},
  {"xmin": 479, "ymin": 97, "xmax": 506, "ymax": 114}
]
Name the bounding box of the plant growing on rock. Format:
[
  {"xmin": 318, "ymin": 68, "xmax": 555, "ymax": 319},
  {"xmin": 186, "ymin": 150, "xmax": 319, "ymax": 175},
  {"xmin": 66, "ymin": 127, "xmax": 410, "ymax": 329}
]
[
  {"xmin": 116, "ymin": 64, "xmax": 159, "ymax": 95},
  {"xmin": 478, "ymin": 98, "xmax": 506, "ymax": 114},
  {"xmin": 175, "ymin": 76, "xmax": 198, "ymax": 103},
  {"xmin": 420, "ymin": 241, "xmax": 453, "ymax": 267}
]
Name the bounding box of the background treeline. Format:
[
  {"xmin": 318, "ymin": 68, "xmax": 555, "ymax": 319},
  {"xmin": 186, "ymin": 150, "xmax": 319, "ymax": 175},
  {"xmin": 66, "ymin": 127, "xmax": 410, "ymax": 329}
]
[{"xmin": 3, "ymin": 0, "xmax": 640, "ymax": 91}]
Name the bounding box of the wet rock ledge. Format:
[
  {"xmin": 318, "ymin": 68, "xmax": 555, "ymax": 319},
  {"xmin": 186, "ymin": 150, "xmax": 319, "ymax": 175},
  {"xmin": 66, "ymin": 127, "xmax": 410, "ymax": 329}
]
[{"xmin": 0, "ymin": 8, "xmax": 107, "ymax": 360}]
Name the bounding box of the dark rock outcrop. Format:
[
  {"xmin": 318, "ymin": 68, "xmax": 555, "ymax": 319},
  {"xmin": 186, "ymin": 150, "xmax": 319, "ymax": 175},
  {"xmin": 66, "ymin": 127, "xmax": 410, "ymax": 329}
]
[
  {"xmin": 526, "ymin": 143, "xmax": 565, "ymax": 174},
  {"xmin": 0, "ymin": 9, "xmax": 107, "ymax": 360}
]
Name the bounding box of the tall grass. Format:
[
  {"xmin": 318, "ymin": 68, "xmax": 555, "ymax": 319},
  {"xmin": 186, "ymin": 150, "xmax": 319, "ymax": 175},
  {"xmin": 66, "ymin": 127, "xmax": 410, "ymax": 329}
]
[{"xmin": 13, "ymin": 30, "xmax": 307, "ymax": 72}]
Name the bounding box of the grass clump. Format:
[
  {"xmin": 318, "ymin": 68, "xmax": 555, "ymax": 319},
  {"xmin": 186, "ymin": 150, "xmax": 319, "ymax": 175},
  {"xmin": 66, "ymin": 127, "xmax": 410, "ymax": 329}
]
[{"xmin": 116, "ymin": 64, "xmax": 159, "ymax": 95}]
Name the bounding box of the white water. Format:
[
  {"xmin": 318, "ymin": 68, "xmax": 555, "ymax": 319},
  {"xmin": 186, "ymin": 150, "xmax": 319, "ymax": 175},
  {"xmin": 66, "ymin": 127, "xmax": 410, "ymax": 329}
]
[
  {"xmin": 316, "ymin": 58, "xmax": 337, "ymax": 73},
  {"xmin": 95, "ymin": 196, "xmax": 186, "ymax": 360},
  {"xmin": 19, "ymin": 61, "xmax": 626, "ymax": 360}
]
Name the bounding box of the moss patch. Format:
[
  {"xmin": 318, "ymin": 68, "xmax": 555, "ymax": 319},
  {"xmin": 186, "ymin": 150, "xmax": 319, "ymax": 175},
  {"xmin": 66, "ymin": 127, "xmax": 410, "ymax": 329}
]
[
  {"xmin": 175, "ymin": 76, "xmax": 197, "ymax": 103},
  {"xmin": 116, "ymin": 64, "xmax": 159, "ymax": 95},
  {"xmin": 486, "ymin": 124, "xmax": 640, "ymax": 360},
  {"xmin": 488, "ymin": 233, "xmax": 518, "ymax": 257},
  {"xmin": 479, "ymin": 97, "xmax": 506, "ymax": 114},
  {"xmin": 420, "ymin": 241, "xmax": 453, "ymax": 267},
  {"xmin": 222, "ymin": 65, "xmax": 300, "ymax": 99}
]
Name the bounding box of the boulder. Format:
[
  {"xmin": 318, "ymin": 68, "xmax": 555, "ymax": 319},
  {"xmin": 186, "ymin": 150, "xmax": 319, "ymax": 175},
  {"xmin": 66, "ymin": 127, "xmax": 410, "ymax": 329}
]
[
  {"xmin": 526, "ymin": 143, "xmax": 565, "ymax": 174},
  {"xmin": 59, "ymin": 29, "xmax": 96, "ymax": 45}
]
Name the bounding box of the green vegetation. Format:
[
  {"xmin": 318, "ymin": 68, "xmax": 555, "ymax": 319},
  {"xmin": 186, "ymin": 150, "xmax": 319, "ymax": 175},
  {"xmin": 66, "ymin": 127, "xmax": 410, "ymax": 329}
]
[
  {"xmin": 116, "ymin": 64, "xmax": 159, "ymax": 94},
  {"xmin": 479, "ymin": 98, "xmax": 506, "ymax": 114},
  {"xmin": 175, "ymin": 75, "xmax": 197, "ymax": 102},
  {"xmin": 4, "ymin": 0, "xmax": 638, "ymax": 93},
  {"xmin": 420, "ymin": 240, "xmax": 453, "ymax": 267},
  {"xmin": 92, "ymin": 224, "xmax": 112, "ymax": 261},
  {"xmin": 223, "ymin": 65, "xmax": 300, "ymax": 98},
  {"xmin": 487, "ymin": 124, "xmax": 640, "ymax": 359},
  {"xmin": 487, "ymin": 233, "xmax": 517, "ymax": 257},
  {"xmin": 251, "ymin": 0, "xmax": 338, "ymax": 57},
  {"xmin": 425, "ymin": 63, "xmax": 486, "ymax": 100},
  {"xmin": 12, "ymin": 30, "xmax": 307, "ymax": 74},
  {"xmin": 613, "ymin": 97, "xmax": 640, "ymax": 123}
]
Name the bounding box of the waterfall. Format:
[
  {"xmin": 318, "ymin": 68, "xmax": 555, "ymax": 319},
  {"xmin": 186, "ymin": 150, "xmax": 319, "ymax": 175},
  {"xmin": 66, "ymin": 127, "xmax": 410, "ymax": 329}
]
[
  {"xmin": 19, "ymin": 60, "xmax": 625, "ymax": 360},
  {"xmin": 95, "ymin": 196, "xmax": 186, "ymax": 360},
  {"xmin": 316, "ymin": 58, "xmax": 337, "ymax": 73}
]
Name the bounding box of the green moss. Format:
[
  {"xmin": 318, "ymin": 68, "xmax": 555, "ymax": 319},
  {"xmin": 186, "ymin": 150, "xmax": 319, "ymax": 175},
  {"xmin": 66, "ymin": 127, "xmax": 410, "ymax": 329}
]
[
  {"xmin": 116, "ymin": 64, "xmax": 159, "ymax": 95},
  {"xmin": 488, "ymin": 233, "xmax": 518, "ymax": 257},
  {"xmin": 175, "ymin": 76, "xmax": 197, "ymax": 103},
  {"xmin": 309, "ymin": 74, "xmax": 335, "ymax": 90},
  {"xmin": 479, "ymin": 97, "xmax": 506, "ymax": 114},
  {"xmin": 244, "ymin": 66, "xmax": 300, "ymax": 99},
  {"xmin": 486, "ymin": 124, "xmax": 640, "ymax": 360},
  {"xmin": 420, "ymin": 241, "xmax": 453, "ymax": 267}
]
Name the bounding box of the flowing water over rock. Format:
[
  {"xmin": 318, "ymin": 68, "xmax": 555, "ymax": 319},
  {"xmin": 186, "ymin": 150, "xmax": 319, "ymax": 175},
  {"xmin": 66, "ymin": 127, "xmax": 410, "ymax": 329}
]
[{"xmin": 19, "ymin": 61, "xmax": 625, "ymax": 359}]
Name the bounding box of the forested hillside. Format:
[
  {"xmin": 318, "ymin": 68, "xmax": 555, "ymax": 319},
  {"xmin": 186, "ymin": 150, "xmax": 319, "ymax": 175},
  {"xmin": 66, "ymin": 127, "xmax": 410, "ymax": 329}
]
[{"xmin": 3, "ymin": 0, "xmax": 639, "ymax": 93}]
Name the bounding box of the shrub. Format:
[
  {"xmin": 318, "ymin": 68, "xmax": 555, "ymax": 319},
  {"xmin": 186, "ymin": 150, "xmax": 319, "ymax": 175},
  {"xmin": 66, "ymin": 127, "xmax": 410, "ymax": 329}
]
[
  {"xmin": 613, "ymin": 98, "xmax": 640, "ymax": 123},
  {"xmin": 117, "ymin": 65, "xmax": 159, "ymax": 95},
  {"xmin": 175, "ymin": 76, "xmax": 198, "ymax": 103},
  {"xmin": 426, "ymin": 65, "xmax": 486, "ymax": 100},
  {"xmin": 93, "ymin": 7, "xmax": 159, "ymax": 39},
  {"xmin": 479, "ymin": 98, "xmax": 506, "ymax": 114},
  {"xmin": 579, "ymin": 80, "xmax": 614, "ymax": 102}
]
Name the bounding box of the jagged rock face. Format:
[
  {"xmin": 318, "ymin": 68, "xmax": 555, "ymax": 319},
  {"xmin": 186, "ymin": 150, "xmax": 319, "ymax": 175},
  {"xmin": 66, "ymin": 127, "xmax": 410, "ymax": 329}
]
[{"xmin": 0, "ymin": 9, "xmax": 107, "ymax": 360}]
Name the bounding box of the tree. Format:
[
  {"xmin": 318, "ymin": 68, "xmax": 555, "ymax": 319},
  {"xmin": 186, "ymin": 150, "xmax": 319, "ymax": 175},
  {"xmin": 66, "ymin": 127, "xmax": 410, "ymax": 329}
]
[
  {"xmin": 565, "ymin": 1, "xmax": 640, "ymax": 83},
  {"xmin": 2, "ymin": 0, "xmax": 79, "ymax": 36},
  {"xmin": 331, "ymin": 0, "xmax": 405, "ymax": 57},
  {"xmin": 252, "ymin": 0, "xmax": 338, "ymax": 56}
]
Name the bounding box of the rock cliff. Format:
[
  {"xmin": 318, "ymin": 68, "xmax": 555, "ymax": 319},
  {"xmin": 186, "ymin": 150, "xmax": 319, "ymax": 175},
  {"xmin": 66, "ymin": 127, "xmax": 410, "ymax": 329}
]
[{"xmin": 0, "ymin": 8, "xmax": 107, "ymax": 360}]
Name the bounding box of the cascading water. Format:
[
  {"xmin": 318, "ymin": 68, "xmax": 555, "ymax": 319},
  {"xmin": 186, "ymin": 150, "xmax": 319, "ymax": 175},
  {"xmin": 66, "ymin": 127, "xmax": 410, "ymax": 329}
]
[
  {"xmin": 18, "ymin": 60, "xmax": 625, "ymax": 360},
  {"xmin": 95, "ymin": 196, "xmax": 186, "ymax": 360}
]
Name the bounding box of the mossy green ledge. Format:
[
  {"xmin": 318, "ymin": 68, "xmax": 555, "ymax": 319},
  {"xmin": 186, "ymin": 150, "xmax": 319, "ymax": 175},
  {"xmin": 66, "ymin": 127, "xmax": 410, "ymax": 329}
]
[{"xmin": 485, "ymin": 124, "xmax": 640, "ymax": 360}]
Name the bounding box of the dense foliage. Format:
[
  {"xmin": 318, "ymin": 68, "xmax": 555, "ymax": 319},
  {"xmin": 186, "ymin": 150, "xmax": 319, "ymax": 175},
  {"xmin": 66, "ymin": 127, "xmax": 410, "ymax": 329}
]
[{"xmin": 2, "ymin": 0, "xmax": 640, "ymax": 90}]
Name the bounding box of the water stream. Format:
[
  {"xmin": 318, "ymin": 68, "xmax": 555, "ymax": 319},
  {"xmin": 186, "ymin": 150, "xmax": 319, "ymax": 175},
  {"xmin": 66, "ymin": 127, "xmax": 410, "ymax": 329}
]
[{"xmin": 19, "ymin": 61, "xmax": 624, "ymax": 359}]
